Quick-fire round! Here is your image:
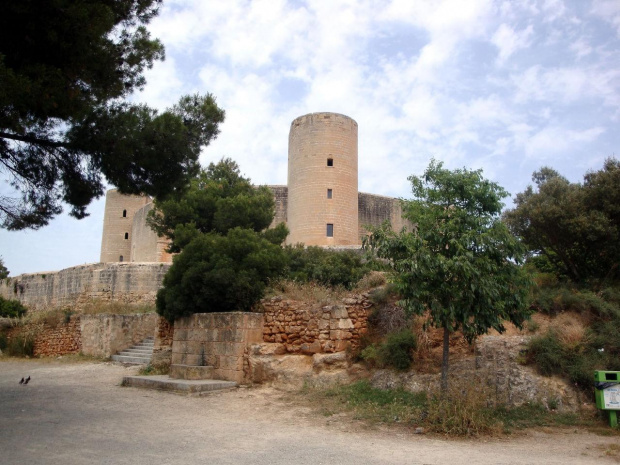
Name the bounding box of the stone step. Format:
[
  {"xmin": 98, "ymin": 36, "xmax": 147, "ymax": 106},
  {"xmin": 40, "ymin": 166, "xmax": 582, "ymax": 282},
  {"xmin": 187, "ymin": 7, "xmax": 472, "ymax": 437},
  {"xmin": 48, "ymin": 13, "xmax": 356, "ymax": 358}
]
[
  {"xmin": 119, "ymin": 349, "xmax": 153, "ymax": 355},
  {"xmin": 111, "ymin": 354, "xmax": 151, "ymax": 364},
  {"xmin": 121, "ymin": 375, "xmax": 237, "ymax": 395},
  {"xmin": 111, "ymin": 337, "xmax": 155, "ymax": 365}
]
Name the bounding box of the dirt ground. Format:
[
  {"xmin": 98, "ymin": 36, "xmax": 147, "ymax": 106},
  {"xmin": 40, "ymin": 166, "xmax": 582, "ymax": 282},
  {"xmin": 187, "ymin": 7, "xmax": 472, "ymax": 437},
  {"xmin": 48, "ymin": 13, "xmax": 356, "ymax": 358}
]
[{"xmin": 0, "ymin": 358, "xmax": 618, "ymax": 465}]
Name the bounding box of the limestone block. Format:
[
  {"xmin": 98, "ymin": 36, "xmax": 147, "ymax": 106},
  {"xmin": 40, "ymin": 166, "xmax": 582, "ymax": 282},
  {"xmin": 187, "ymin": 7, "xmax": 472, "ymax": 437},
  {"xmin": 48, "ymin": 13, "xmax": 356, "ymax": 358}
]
[
  {"xmin": 330, "ymin": 306, "xmax": 348, "ymax": 319},
  {"xmin": 313, "ymin": 352, "xmax": 348, "ymax": 372},
  {"xmin": 300, "ymin": 340, "xmax": 322, "ymax": 355}
]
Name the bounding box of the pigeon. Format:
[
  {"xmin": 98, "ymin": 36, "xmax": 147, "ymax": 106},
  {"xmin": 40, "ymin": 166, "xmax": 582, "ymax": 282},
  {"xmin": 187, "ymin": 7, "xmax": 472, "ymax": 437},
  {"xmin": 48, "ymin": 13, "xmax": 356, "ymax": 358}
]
[
  {"xmin": 19, "ymin": 378, "xmax": 24, "ymax": 384},
  {"xmin": 23, "ymin": 376, "xmax": 30, "ymax": 385}
]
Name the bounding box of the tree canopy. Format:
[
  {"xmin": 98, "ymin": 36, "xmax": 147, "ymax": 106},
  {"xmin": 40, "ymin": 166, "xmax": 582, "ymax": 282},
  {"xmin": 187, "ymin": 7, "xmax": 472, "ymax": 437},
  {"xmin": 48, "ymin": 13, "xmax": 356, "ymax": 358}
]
[
  {"xmin": 503, "ymin": 158, "xmax": 620, "ymax": 285},
  {"xmin": 156, "ymin": 228, "xmax": 287, "ymax": 321},
  {"xmin": 367, "ymin": 160, "xmax": 531, "ymax": 391},
  {"xmin": 153, "ymin": 158, "xmax": 289, "ymax": 321},
  {"xmin": 148, "ymin": 158, "xmax": 281, "ymax": 253},
  {"xmin": 0, "ymin": 0, "xmax": 225, "ymax": 229}
]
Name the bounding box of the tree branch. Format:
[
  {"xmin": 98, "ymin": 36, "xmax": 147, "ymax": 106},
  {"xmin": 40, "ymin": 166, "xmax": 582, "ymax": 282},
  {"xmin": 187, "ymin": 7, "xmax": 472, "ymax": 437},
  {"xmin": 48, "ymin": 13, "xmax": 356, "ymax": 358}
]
[{"xmin": 0, "ymin": 131, "xmax": 67, "ymax": 149}]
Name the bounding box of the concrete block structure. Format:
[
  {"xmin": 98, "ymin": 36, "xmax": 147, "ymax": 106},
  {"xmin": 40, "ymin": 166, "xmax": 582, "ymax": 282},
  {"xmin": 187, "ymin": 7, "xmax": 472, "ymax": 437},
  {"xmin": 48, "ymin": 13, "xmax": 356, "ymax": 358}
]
[{"xmin": 99, "ymin": 112, "xmax": 411, "ymax": 262}]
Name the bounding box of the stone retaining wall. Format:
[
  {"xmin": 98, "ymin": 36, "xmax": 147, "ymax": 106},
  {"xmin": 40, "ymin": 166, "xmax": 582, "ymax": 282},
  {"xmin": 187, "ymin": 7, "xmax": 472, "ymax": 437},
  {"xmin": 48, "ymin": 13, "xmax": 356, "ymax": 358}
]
[
  {"xmin": 261, "ymin": 294, "xmax": 371, "ymax": 354},
  {"xmin": 80, "ymin": 313, "xmax": 158, "ymax": 358},
  {"xmin": 33, "ymin": 316, "xmax": 82, "ymax": 356},
  {"xmin": 172, "ymin": 313, "xmax": 263, "ymax": 383}
]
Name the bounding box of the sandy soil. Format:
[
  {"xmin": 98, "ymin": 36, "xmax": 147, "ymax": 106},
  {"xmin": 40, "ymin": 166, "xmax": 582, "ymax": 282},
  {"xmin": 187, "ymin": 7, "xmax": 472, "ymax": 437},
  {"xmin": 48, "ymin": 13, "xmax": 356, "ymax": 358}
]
[{"xmin": 0, "ymin": 358, "xmax": 618, "ymax": 465}]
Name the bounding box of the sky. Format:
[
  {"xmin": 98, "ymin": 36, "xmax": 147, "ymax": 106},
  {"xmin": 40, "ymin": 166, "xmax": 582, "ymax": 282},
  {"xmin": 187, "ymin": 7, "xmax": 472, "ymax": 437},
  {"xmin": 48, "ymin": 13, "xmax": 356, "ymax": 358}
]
[{"xmin": 1, "ymin": 0, "xmax": 619, "ymax": 276}]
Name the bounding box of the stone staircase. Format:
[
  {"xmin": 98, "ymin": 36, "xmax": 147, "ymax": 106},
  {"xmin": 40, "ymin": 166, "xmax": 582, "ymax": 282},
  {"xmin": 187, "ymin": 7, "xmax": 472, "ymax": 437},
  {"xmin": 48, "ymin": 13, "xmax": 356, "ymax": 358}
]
[{"xmin": 111, "ymin": 337, "xmax": 154, "ymax": 364}]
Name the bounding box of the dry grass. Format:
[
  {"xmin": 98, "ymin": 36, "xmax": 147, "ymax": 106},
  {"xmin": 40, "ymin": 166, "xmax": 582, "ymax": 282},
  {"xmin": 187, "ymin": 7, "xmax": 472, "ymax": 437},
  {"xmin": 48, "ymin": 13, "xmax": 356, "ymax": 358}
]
[
  {"xmin": 354, "ymin": 271, "xmax": 387, "ymax": 291},
  {"xmin": 555, "ymin": 318, "xmax": 586, "ymax": 349},
  {"xmin": 266, "ymin": 280, "xmax": 349, "ymax": 305}
]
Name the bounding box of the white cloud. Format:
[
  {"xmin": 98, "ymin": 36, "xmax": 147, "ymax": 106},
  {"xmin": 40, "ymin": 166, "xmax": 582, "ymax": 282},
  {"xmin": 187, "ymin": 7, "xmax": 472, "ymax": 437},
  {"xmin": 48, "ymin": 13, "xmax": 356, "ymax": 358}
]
[
  {"xmin": 590, "ymin": 0, "xmax": 620, "ymax": 36},
  {"xmin": 492, "ymin": 24, "xmax": 534, "ymax": 63},
  {"xmin": 525, "ymin": 126, "xmax": 606, "ymax": 158}
]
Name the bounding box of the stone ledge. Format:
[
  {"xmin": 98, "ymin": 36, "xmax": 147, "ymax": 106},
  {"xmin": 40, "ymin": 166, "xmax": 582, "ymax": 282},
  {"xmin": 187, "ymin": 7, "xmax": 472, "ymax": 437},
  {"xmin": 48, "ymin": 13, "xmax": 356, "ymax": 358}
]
[{"xmin": 122, "ymin": 375, "xmax": 236, "ymax": 394}]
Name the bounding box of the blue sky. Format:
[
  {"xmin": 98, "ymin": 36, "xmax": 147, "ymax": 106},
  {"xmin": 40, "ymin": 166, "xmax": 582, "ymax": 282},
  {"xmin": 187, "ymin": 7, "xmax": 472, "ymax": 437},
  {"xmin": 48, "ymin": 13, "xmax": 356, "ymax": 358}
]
[{"xmin": 1, "ymin": 0, "xmax": 619, "ymax": 276}]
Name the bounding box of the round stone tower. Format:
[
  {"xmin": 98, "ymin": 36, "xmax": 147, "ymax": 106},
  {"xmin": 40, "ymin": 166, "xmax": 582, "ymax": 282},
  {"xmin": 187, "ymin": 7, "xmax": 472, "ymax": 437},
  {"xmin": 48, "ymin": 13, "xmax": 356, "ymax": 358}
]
[{"xmin": 287, "ymin": 112, "xmax": 359, "ymax": 246}]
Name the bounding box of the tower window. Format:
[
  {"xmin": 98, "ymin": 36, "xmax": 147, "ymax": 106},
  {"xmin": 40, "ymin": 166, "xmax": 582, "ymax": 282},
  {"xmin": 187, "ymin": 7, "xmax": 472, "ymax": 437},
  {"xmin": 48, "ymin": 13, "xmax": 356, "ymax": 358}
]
[
  {"xmin": 122, "ymin": 209, "xmax": 127, "ymax": 218},
  {"xmin": 119, "ymin": 255, "xmax": 124, "ymax": 262},
  {"xmin": 124, "ymin": 232, "xmax": 129, "ymax": 240},
  {"xmin": 327, "ymin": 158, "xmax": 333, "ymax": 167},
  {"xmin": 327, "ymin": 189, "xmax": 333, "ymax": 199},
  {"xmin": 327, "ymin": 224, "xmax": 334, "ymax": 237}
]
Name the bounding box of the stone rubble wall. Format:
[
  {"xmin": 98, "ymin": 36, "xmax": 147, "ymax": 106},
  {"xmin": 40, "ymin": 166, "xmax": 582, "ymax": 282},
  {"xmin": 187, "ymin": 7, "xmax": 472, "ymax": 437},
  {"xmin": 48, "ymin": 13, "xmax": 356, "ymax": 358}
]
[
  {"xmin": 32, "ymin": 316, "xmax": 82, "ymax": 356},
  {"xmin": 0, "ymin": 263, "xmax": 171, "ymax": 313},
  {"xmin": 80, "ymin": 313, "xmax": 158, "ymax": 358},
  {"xmin": 261, "ymin": 294, "xmax": 371, "ymax": 354},
  {"xmin": 154, "ymin": 316, "xmax": 174, "ymax": 350},
  {"xmin": 172, "ymin": 313, "xmax": 263, "ymax": 384},
  {"xmin": 4, "ymin": 313, "xmax": 156, "ymax": 359}
]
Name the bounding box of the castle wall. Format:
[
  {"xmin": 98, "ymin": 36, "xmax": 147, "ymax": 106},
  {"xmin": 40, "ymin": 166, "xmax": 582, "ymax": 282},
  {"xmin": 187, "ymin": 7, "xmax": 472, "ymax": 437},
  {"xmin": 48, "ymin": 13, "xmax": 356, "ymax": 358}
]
[
  {"xmin": 357, "ymin": 192, "xmax": 412, "ymax": 240},
  {"xmin": 268, "ymin": 185, "xmax": 288, "ymax": 228},
  {"xmin": 0, "ymin": 263, "xmax": 171, "ymax": 312},
  {"xmin": 100, "ymin": 189, "xmax": 151, "ymax": 263},
  {"xmin": 130, "ymin": 203, "xmax": 173, "ymax": 263},
  {"xmin": 287, "ymin": 113, "xmax": 359, "ymax": 246}
]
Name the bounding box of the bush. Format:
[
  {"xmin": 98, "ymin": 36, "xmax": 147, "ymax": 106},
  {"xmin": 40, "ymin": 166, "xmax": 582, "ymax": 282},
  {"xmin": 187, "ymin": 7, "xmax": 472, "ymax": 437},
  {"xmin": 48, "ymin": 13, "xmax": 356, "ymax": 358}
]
[
  {"xmin": 360, "ymin": 330, "xmax": 417, "ymax": 370},
  {"xmin": 5, "ymin": 334, "xmax": 35, "ymax": 357},
  {"xmin": 157, "ymin": 228, "xmax": 286, "ymax": 322},
  {"xmin": 380, "ymin": 330, "xmax": 417, "ymax": 370},
  {"xmin": 0, "ymin": 296, "xmax": 27, "ymax": 318},
  {"xmin": 283, "ymin": 245, "xmax": 384, "ymax": 289}
]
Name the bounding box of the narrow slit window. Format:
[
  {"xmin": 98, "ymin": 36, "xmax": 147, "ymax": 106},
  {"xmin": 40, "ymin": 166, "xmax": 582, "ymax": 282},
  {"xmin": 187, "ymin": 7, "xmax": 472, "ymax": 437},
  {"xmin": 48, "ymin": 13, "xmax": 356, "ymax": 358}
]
[
  {"xmin": 124, "ymin": 232, "xmax": 129, "ymax": 240},
  {"xmin": 119, "ymin": 255, "xmax": 124, "ymax": 262},
  {"xmin": 327, "ymin": 158, "xmax": 333, "ymax": 167},
  {"xmin": 327, "ymin": 224, "xmax": 334, "ymax": 237},
  {"xmin": 327, "ymin": 189, "xmax": 333, "ymax": 199},
  {"xmin": 122, "ymin": 209, "xmax": 127, "ymax": 218}
]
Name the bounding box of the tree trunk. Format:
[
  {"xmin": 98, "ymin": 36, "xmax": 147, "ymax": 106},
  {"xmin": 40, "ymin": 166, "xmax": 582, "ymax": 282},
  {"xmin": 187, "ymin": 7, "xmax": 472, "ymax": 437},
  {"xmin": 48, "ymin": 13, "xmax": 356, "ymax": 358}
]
[{"xmin": 441, "ymin": 326, "xmax": 450, "ymax": 395}]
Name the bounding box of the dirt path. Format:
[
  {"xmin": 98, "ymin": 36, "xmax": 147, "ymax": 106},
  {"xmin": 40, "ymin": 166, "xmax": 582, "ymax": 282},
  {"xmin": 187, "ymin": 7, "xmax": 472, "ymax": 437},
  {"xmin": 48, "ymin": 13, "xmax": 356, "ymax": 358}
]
[{"xmin": 0, "ymin": 359, "xmax": 617, "ymax": 465}]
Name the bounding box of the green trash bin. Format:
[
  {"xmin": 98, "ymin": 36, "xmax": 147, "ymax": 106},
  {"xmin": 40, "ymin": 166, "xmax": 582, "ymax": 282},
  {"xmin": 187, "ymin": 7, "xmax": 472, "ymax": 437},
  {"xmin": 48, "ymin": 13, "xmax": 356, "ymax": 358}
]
[{"xmin": 594, "ymin": 370, "xmax": 620, "ymax": 428}]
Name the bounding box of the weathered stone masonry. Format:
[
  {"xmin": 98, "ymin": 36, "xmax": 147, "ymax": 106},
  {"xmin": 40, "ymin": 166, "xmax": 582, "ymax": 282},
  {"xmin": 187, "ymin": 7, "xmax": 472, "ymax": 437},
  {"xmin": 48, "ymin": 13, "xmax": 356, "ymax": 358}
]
[
  {"xmin": 261, "ymin": 294, "xmax": 372, "ymax": 354},
  {"xmin": 1, "ymin": 263, "xmax": 171, "ymax": 313}
]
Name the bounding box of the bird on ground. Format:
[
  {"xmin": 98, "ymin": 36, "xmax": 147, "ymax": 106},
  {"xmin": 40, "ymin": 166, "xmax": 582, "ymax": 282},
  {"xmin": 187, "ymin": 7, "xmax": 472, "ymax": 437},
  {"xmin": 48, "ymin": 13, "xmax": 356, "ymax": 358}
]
[
  {"xmin": 19, "ymin": 378, "xmax": 24, "ymax": 384},
  {"xmin": 23, "ymin": 376, "xmax": 30, "ymax": 385}
]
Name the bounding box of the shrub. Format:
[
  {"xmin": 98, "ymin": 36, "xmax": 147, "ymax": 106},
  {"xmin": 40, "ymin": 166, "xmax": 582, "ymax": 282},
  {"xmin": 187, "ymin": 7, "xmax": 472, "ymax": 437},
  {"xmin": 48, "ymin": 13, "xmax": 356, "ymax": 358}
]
[
  {"xmin": 6, "ymin": 334, "xmax": 35, "ymax": 357},
  {"xmin": 0, "ymin": 296, "xmax": 27, "ymax": 318},
  {"xmin": 527, "ymin": 332, "xmax": 567, "ymax": 376},
  {"xmin": 379, "ymin": 330, "xmax": 417, "ymax": 370},
  {"xmin": 157, "ymin": 228, "xmax": 286, "ymax": 322},
  {"xmin": 283, "ymin": 245, "xmax": 383, "ymax": 289}
]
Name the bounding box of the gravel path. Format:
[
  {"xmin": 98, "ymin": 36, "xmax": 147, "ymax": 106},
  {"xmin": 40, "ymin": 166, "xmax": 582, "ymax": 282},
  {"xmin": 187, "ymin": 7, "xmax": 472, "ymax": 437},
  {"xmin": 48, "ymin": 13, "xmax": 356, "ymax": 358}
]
[{"xmin": 0, "ymin": 359, "xmax": 617, "ymax": 465}]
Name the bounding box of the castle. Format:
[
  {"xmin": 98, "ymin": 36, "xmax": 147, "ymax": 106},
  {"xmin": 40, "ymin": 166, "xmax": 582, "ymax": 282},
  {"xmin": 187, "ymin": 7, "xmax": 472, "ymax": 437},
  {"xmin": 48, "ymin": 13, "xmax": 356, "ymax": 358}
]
[{"xmin": 100, "ymin": 112, "xmax": 410, "ymax": 263}]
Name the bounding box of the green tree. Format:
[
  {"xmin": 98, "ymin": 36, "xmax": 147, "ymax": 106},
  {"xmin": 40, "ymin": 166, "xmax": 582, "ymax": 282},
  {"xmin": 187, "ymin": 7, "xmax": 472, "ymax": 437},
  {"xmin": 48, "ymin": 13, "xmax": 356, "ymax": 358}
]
[
  {"xmin": 156, "ymin": 228, "xmax": 287, "ymax": 322},
  {"xmin": 503, "ymin": 159, "xmax": 620, "ymax": 284},
  {"xmin": 0, "ymin": 257, "xmax": 8, "ymax": 280},
  {"xmin": 367, "ymin": 160, "xmax": 531, "ymax": 392},
  {"xmin": 148, "ymin": 158, "xmax": 279, "ymax": 252},
  {"xmin": 0, "ymin": 0, "xmax": 225, "ymax": 229},
  {"xmin": 153, "ymin": 158, "xmax": 289, "ymax": 321}
]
